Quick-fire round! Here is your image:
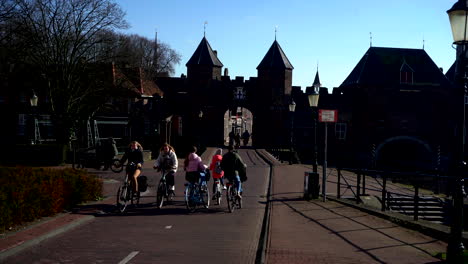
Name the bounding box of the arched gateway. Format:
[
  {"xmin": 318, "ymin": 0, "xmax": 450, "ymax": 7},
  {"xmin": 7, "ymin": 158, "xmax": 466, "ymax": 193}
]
[{"xmin": 155, "ymin": 36, "xmax": 296, "ymax": 149}]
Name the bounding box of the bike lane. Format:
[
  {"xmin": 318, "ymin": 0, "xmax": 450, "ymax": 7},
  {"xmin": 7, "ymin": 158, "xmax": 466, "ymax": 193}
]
[{"xmin": 2, "ymin": 148, "xmax": 271, "ymax": 264}]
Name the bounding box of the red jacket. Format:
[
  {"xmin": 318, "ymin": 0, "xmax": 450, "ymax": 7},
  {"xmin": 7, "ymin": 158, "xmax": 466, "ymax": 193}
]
[{"xmin": 209, "ymin": 154, "xmax": 224, "ymax": 179}]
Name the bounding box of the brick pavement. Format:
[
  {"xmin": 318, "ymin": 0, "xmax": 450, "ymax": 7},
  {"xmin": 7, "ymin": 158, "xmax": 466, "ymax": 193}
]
[
  {"xmin": 0, "ymin": 150, "xmax": 454, "ymax": 263},
  {"xmin": 265, "ymin": 164, "xmax": 447, "ymax": 264}
]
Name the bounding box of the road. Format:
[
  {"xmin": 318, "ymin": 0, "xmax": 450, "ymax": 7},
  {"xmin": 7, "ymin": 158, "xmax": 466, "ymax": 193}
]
[{"xmin": 4, "ymin": 149, "xmax": 270, "ymax": 264}]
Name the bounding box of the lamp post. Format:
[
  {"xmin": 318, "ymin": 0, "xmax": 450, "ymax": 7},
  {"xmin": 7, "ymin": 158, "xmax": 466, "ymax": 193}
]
[
  {"xmin": 308, "ymin": 89, "xmax": 320, "ymax": 173},
  {"xmin": 29, "ymin": 90, "xmax": 39, "ymax": 145},
  {"xmin": 289, "ymin": 100, "xmax": 296, "ymax": 165},
  {"xmin": 198, "ymin": 110, "xmax": 203, "ymax": 149},
  {"xmin": 447, "ymin": 1, "xmax": 467, "ymax": 262}
]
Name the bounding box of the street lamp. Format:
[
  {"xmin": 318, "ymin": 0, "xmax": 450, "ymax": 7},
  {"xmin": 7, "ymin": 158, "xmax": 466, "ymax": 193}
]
[
  {"xmin": 198, "ymin": 110, "xmax": 203, "ymax": 148},
  {"xmin": 308, "ymin": 89, "xmax": 320, "ymax": 173},
  {"xmin": 447, "ymin": 1, "xmax": 467, "ymax": 262},
  {"xmin": 29, "ymin": 90, "xmax": 39, "ymax": 144},
  {"xmin": 289, "ymin": 100, "xmax": 296, "ymax": 165}
]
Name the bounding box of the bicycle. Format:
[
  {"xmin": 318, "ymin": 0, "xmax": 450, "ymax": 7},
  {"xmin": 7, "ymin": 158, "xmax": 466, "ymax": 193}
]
[
  {"xmin": 212, "ymin": 178, "xmax": 223, "ymax": 205},
  {"xmin": 226, "ymin": 181, "xmax": 242, "ymax": 213},
  {"xmin": 155, "ymin": 169, "xmax": 175, "ymax": 209},
  {"xmin": 115, "ymin": 162, "xmax": 140, "ymax": 213},
  {"xmin": 110, "ymin": 158, "xmax": 124, "ymax": 173},
  {"xmin": 184, "ymin": 176, "xmax": 210, "ymax": 213}
]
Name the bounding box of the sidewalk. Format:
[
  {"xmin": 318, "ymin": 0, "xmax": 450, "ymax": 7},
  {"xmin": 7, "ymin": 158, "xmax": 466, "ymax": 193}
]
[{"xmin": 265, "ymin": 164, "xmax": 447, "ymax": 264}]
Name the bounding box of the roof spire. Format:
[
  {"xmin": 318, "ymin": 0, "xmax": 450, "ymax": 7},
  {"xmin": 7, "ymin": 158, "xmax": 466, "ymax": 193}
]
[
  {"xmin": 313, "ymin": 65, "xmax": 321, "ymax": 88},
  {"xmin": 275, "ymin": 25, "xmax": 278, "ymax": 41},
  {"xmin": 422, "ymin": 35, "xmax": 425, "ymax": 50},
  {"xmin": 204, "ymin": 21, "xmax": 208, "ymax": 37},
  {"xmin": 369, "ymin": 32, "xmax": 372, "ymax": 47}
]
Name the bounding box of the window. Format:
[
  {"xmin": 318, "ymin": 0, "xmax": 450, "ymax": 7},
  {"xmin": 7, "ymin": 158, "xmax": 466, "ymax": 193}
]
[
  {"xmin": 400, "ymin": 61, "xmax": 414, "ymax": 84},
  {"xmin": 335, "ymin": 123, "xmax": 347, "ymax": 140},
  {"xmin": 18, "ymin": 114, "xmax": 26, "ymax": 136},
  {"xmin": 400, "ymin": 71, "xmax": 413, "ymax": 84}
]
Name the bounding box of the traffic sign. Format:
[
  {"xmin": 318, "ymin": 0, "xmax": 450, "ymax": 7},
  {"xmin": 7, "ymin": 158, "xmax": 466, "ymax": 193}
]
[{"xmin": 318, "ymin": 109, "xmax": 338, "ymax": 122}]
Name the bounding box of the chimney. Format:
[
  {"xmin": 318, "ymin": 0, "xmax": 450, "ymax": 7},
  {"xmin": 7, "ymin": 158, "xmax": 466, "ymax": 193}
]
[{"xmin": 213, "ymin": 50, "xmax": 218, "ymax": 57}]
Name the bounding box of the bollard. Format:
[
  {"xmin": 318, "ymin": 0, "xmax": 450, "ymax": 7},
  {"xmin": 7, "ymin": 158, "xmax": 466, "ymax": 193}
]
[{"xmin": 304, "ymin": 172, "xmax": 320, "ymax": 200}]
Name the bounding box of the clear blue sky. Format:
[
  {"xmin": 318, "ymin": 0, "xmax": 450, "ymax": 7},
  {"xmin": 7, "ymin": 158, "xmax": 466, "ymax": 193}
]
[{"xmin": 114, "ymin": 0, "xmax": 456, "ymax": 91}]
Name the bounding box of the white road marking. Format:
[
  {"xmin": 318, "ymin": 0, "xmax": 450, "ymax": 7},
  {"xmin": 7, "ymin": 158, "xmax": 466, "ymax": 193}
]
[
  {"xmin": 118, "ymin": 251, "xmax": 139, "ymax": 264},
  {"xmin": 165, "ymin": 225, "xmax": 172, "ymax": 229}
]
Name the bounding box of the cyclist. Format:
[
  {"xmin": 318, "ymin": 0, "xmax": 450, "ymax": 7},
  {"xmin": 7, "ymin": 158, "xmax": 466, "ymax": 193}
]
[
  {"xmin": 184, "ymin": 146, "xmax": 207, "ymax": 184},
  {"xmin": 209, "ymin": 148, "xmax": 225, "ymax": 200},
  {"xmin": 119, "ymin": 141, "xmax": 144, "ymax": 193},
  {"xmin": 153, "ymin": 143, "xmax": 178, "ymax": 192},
  {"xmin": 221, "ymin": 145, "xmax": 247, "ymax": 198}
]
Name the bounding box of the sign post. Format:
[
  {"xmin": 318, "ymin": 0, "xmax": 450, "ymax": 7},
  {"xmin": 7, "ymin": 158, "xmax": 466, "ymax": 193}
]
[{"xmin": 318, "ymin": 109, "xmax": 338, "ymax": 202}]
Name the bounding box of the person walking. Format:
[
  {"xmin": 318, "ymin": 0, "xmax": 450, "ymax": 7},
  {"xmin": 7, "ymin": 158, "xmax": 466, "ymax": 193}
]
[
  {"xmin": 102, "ymin": 137, "xmax": 118, "ymax": 170},
  {"xmin": 221, "ymin": 145, "xmax": 247, "ymax": 198},
  {"xmin": 242, "ymin": 130, "xmax": 250, "ymax": 146},
  {"xmin": 153, "ymin": 143, "xmax": 178, "ymax": 192}
]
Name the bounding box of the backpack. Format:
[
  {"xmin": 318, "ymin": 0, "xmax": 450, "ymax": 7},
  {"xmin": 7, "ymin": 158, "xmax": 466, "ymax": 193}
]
[{"xmin": 214, "ymin": 161, "xmax": 223, "ymax": 174}]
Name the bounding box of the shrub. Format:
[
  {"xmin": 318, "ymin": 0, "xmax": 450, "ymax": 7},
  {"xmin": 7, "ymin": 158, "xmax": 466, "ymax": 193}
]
[{"xmin": 0, "ymin": 167, "xmax": 102, "ymax": 232}]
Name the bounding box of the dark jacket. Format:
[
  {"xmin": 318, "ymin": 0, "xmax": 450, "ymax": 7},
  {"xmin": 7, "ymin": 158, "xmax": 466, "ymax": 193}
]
[
  {"xmin": 221, "ymin": 151, "xmax": 246, "ymax": 181},
  {"xmin": 120, "ymin": 148, "xmax": 144, "ymax": 165}
]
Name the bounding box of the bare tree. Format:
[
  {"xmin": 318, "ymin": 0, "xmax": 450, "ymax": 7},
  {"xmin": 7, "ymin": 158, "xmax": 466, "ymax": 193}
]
[
  {"xmin": 111, "ymin": 33, "xmax": 181, "ymax": 78},
  {"xmin": 11, "ymin": 0, "xmax": 128, "ymax": 143}
]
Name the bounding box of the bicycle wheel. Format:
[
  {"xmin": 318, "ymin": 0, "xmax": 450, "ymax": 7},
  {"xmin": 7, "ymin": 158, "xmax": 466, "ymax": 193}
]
[
  {"xmin": 200, "ymin": 183, "xmax": 210, "ymax": 209},
  {"xmin": 156, "ymin": 180, "xmax": 165, "ymax": 209},
  {"xmin": 227, "ymin": 185, "xmax": 236, "ymax": 213},
  {"xmin": 215, "ymin": 184, "xmax": 222, "ymax": 205},
  {"xmin": 116, "ymin": 185, "xmax": 130, "ymax": 213},
  {"xmin": 110, "ymin": 159, "xmax": 124, "ymax": 173},
  {"xmin": 185, "ymin": 184, "xmax": 197, "ymax": 213}
]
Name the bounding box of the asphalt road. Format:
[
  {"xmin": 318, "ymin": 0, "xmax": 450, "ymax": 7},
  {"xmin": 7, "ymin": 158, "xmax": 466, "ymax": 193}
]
[{"xmin": 4, "ymin": 149, "xmax": 270, "ymax": 264}]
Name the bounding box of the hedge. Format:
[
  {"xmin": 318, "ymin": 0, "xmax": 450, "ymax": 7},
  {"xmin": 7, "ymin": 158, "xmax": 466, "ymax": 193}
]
[{"xmin": 0, "ymin": 167, "xmax": 102, "ymax": 232}]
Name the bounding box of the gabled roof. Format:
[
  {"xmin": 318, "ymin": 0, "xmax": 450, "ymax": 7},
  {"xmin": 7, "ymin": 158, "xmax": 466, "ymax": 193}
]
[
  {"xmin": 186, "ymin": 37, "xmax": 223, "ymax": 67},
  {"xmin": 340, "ymin": 47, "xmax": 449, "ymax": 87},
  {"xmin": 257, "ymin": 40, "xmax": 294, "ymax": 70}
]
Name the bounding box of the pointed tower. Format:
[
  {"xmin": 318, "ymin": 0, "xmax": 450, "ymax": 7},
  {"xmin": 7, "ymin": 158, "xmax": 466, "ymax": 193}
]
[
  {"xmin": 186, "ymin": 37, "xmax": 223, "ymax": 82},
  {"xmin": 257, "ymin": 40, "xmax": 293, "ymax": 105},
  {"xmin": 313, "ymin": 70, "xmax": 321, "ymax": 89}
]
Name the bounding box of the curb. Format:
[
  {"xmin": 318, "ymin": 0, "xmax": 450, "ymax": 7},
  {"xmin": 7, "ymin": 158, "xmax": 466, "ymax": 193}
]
[
  {"xmin": 254, "ymin": 149, "xmax": 274, "ymax": 264},
  {"xmin": 0, "ymin": 214, "xmax": 94, "ymax": 262}
]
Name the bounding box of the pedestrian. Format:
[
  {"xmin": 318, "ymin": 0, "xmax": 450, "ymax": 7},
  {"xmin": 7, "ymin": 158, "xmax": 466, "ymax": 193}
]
[
  {"xmin": 234, "ymin": 133, "xmax": 241, "ymax": 149},
  {"xmin": 102, "ymin": 137, "xmax": 118, "ymax": 170},
  {"xmin": 184, "ymin": 146, "xmax": 208, "ymax": 184},
  {"xmin": 221, "ymin": 145, "xmax": 247, "ymax": 198},
  {"xmin": 209, "ymin": 148, "xmax": 226, "ymax": 199},
  {"xmin": 242, "ymin": 130, "xmax": 250, "ymax": 146},
  {"xmin": 153, "ymin": 143, "xmax": 178, "ymax": 192},
  {"xmin": 228, "ymin": 128, "xmax": 235, "ymax": 147}
]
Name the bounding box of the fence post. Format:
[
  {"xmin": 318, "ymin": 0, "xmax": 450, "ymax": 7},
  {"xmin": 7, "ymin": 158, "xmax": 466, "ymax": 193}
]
[
  {"xmin": 337, "ymin": 168, "xmax": 341, "ymax": 199},
  {"xmin": 382, "ymin": 174, "xmax": 387, "ymax": 211},
  {"xmin": 357, "ymin": 171, "xmax": 361, "ymax": 204},
  {"xmin": 414, "ymin": 185, "xmax": 419, "ymax": 221},
  {"xmin": 362, "ymin": 171, "xmax": 366, "ymax": 196}
]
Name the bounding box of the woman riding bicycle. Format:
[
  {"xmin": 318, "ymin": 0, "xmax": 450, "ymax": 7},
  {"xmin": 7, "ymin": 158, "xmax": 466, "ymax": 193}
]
[
  {"xmin": 119, "ymin": 141, "xmax": 144, "ymax": 193},
  {"xmin": 184, "ymin": 146, "xmax": 207, "ymax": 184},
  {"xmin": 153, "ymin": 143, "xmax": 178, "ymax": 191}
]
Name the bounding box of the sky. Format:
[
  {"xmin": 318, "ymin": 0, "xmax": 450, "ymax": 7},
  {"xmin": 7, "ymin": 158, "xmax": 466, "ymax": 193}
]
[{"xmin": 114, "ymin": 0, "xmax": 456, "ymax": 91}]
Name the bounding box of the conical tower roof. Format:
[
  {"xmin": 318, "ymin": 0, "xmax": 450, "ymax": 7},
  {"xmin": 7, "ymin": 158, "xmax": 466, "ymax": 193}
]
[
  {"xmin": 186, "ymin": 37, "xmax": 223, "ymax": 67},
  {"xmin": 313, "ymin": 70, "xmax": 321, "ymax": 87},
  {"xmin": 257, "ymin": 40, "xmax": 293, "ymax": 70}
]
